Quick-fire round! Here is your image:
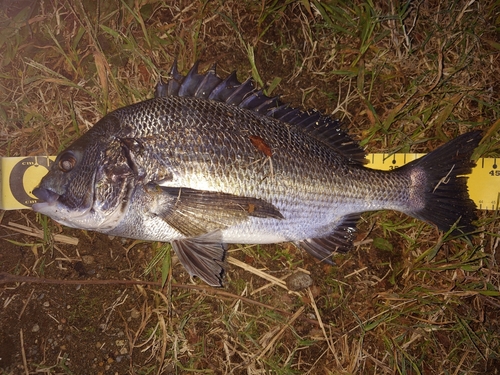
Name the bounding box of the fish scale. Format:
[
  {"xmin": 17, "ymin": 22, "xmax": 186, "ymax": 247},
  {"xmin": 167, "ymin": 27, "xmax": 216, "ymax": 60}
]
[
  {"xmin": 123, "ymin": 98, "xmax": 376, "ymax": 217},
  {"xmin": 32, "ymin": 62, "xmax": 481, "ymax": 286}
]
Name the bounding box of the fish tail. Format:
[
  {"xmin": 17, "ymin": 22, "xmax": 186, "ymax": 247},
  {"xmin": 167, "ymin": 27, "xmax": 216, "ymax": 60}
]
[{"xmin": 400, "ymin": 131, "xmax": 482, "ymax": 234}]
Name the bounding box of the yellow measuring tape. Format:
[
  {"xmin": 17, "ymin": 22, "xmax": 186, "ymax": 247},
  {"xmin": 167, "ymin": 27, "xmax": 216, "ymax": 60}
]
[{"xmin": 0, "ymin": 155, "xmax": 498, "ymax": 210}]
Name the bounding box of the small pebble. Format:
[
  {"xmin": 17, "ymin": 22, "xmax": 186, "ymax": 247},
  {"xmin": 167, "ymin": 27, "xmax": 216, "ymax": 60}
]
[
  {"xmin": 82, "ymin": 255, "xmax": 95, "ymax": 264},
  {"xmin": 32, "ymin": 324, "xmax": 40, "ymax": 332},
  {"xmin": 286, "ymin": 271, "xmax": 313, "ymax": 291}
]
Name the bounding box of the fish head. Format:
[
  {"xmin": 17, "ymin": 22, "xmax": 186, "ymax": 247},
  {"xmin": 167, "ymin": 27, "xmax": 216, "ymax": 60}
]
[{"xmin": 32, "ymin": 129, "xmax": 137, "ymax": 232}]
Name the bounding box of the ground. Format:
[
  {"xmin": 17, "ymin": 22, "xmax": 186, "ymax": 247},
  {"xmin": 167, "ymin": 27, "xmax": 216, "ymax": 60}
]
[{"xmin": 0, "ymin": 1, "xmax": 499, "ymax": 374}]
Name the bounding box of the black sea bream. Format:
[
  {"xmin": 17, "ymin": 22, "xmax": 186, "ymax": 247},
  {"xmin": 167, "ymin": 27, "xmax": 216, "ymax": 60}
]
[{"xmin": 33, "ymin": 62, "xmax": 480, "ymax": 286}]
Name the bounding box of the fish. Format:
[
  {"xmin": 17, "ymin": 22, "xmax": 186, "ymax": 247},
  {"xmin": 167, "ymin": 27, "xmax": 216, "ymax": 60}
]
[{"xmin": 32, "ymin": 61, "xmax": 481, "ymax": 286}]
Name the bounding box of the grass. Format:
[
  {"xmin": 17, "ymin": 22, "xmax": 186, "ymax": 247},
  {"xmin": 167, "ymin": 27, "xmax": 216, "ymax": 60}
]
[{"xmin": 0, "ymin": 0, "xmax": 499, "ymax": 374}]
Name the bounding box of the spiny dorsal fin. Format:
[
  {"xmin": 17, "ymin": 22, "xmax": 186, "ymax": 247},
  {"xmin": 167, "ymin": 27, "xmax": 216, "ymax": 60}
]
[{"xmin": 155, "ymin": 61, "xmax": 366, "ymax": 164}]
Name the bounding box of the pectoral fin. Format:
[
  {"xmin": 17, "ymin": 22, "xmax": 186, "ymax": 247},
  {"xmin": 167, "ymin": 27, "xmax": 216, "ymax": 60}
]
[
  {"xmin": 147, "ymin": 185, "xmax": 283, "ymax": 237},
  {"xmin": 171, "ymin": 232, "xmax": 227, "ymax": 286}
]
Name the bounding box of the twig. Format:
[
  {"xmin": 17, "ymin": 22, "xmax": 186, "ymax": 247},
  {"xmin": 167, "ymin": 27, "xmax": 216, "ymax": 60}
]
[
  {"xmin": 20, "ymin": 329, "xmax": 29, "ymax": 375},
  {"xmin": 256, "ymin": 305, "xmax": 305, "ymax": 360},
  {"xmin": 307, "ymin": 287, "xmax": 336, "ymax": 358},
  {"xmin": 18, "ymin": 288, "xmax": 35, "ymax": 320},
  {"xmin": 2, "ymin": 222, "xmax": 79, "ymax": 245},
  {"xmin": 228, "ymin": 256, "xmax": 287, "ymax": 289}
]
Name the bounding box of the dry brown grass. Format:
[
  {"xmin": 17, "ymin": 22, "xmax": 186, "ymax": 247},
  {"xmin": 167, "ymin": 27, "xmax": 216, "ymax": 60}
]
[{"xmin": 0, "ymin": 0, "xmax": 499, "ymax": 374}]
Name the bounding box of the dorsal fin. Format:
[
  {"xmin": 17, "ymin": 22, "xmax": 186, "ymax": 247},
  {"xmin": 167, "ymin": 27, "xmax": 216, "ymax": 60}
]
[{"xmin": 155, "ymin": 61, "xmax": 366, "ymax": 164}]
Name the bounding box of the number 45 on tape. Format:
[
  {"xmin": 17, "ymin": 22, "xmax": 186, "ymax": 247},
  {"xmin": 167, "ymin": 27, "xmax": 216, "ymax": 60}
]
[{"xmin": 1, "ymin": 155, "xmax": 498, "ymax": 211}]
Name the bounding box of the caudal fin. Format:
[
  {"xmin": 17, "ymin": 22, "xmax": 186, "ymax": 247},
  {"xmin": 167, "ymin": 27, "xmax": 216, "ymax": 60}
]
[{"xmin": 401, "ymin": 131, "xmax": 482, "ymax": 234}]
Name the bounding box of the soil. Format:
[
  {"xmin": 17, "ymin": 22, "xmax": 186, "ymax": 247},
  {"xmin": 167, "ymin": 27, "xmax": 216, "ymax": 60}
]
[{"xmin": 1, "ymin": 210, "xmax": 156, "ymax": 374}]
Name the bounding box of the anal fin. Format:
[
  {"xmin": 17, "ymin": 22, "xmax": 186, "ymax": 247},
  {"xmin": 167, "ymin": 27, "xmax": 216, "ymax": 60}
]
[{"xmin": 297, "ymin": 214, "xmax": 360, "ymax": 264}]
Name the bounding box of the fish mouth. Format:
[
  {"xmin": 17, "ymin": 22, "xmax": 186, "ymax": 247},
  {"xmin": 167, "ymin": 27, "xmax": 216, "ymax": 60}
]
[{"xmin": 32, "ymin": 187, "xmax": 60, "ymax": 210}]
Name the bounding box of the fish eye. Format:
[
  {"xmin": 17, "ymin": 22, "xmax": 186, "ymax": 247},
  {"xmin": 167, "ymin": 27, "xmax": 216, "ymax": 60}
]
[{"xmin": 58, "ymin": 152, "xmax": 77, "ymax": 172}]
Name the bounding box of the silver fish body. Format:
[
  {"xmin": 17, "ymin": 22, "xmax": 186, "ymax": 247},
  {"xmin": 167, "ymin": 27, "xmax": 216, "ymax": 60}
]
[{"xmin": 33, "ymin": 63, "xmax": 480, "ymax": 286}]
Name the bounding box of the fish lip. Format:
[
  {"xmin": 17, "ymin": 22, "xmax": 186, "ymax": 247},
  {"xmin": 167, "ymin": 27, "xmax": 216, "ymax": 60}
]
[{"xmin": 32, "ymin": 187, "xmax": 60, "ymax": 206}]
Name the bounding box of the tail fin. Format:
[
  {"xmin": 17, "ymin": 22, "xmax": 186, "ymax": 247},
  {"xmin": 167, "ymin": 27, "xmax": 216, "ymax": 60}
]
[{"xmin": 401, "ymin": 131, "xmax": 482, "ymax": 234}]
